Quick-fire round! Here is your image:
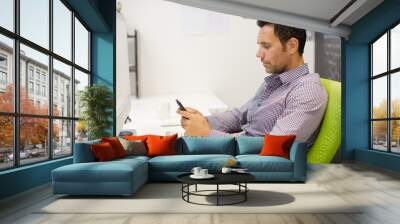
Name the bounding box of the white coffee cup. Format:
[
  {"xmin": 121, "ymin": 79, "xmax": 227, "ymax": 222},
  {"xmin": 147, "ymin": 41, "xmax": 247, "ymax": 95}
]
[
  {"xmin": 191, "ymin": 167, "xmax": 202, "ymax": 176},
  {"xmin": 221, "ymin": 167, "xmax": 232, "ymax": 174},
  {"xmin": 200, "ymin": 169, "xmax": 208, "ymax": 176}
]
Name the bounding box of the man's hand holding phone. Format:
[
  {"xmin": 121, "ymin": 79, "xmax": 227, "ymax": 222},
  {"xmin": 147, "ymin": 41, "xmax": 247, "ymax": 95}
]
[
  {"xmin": 175, "ymin": 99, "xmax": 210, "ymax": 136},
  {"xmin": 176, "ymin": 99, "xmax": 187, "ymax": 111},
  {"xmin": 175, "ymin": 99, "xmax": 202, "ymax": 116}
]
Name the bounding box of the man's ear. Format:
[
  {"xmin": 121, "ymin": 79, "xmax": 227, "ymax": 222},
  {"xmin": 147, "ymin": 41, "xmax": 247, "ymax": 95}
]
[{"xmin": 286, "ymin": 37, "xmax": 299, "ymax": 55}]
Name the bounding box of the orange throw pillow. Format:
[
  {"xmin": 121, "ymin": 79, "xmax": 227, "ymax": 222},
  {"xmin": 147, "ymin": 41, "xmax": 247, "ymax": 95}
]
[
  {"xmin": 91, "ymin": 142, "xmax": 118, "ymax": 161},
  {"xmin": 146, "ymin": 134, "xmax": 178, "ymax": 157},
  {"xmin": 101, "ymin": 137, "xmax": 127, "ymax": 158},
  {"xmin": 259, "ymin": 134, "xmax": 296, "ymax": 159}
]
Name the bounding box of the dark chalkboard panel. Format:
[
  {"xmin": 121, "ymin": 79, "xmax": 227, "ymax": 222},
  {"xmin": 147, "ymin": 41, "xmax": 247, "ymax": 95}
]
[{"xmin": 315, "ymin": 32, "xmax": 341, "ymax": 82}]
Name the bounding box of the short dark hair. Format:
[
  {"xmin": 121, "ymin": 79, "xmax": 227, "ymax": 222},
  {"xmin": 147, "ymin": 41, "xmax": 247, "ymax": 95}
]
[{"xmin": 257, "ymin": 20, "xmax": 306, "ymax": 56}]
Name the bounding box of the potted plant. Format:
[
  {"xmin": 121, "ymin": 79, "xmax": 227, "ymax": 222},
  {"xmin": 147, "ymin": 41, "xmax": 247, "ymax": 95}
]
[{"xmin": 79, "ymin": 84, "xmax": 114, "ymax": 140}]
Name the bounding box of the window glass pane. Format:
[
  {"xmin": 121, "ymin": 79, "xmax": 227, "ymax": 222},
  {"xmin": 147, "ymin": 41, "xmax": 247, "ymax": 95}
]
[
  {"xmin": 391, "ymin": 72, "xmax": 400, "ymax": 118},
  {"xmin": 0, "ymin": 0, "xmax": 14, "ymax": 31},
  {"xmin": 391, "ymin": 24, "xmax": 400, "ymax": 70},
  {"xmin": 391, "ymin": 120, "xmax": 400, "ymax": 153},
  {"xmin": 53, "ymin": 59, "xmax": 72, "ymax": 117},
  {"xmin": 20, "ymin": 44, "xmax": 49, "ymax": 115},
  {"xmin": 53, "ymin": 0, "xmax": 72, "ymax": 60},
  {"xmin": 74, "ymin": 18, "xmax": 89, "ymax": 69},
  {"xmin": 0, "ymin": 116, "xmax": 13, "ymax": 170},
  {"xmin": 0, "ymin": 34, "xmax": 14, "ymax": 112},
  {"xmin": 20, "ymin": 117, "xmax": 49, "ymax": 165},
  {"xmin": 372, "ymin": 33, "xmax": 387, "ymax": 76},
  {"xmin": 53, "ymin": 119, "xmax": 72, "ymax": 158},
  {"xmin": 372, "ymin": 77, "xmax": 387, "ymax": 119},
  {"xmin": 74, "ymin": 69, "xmax": 89, "ymax": 118},
  {"xmin": 372, "ymin": 121, "xmax": 388, "ymax": 151},
  {"xmin": 75, "ymin": 120, "xmax": 88, "ymax": 143},
  {"xmin": 20, "ymin": 0, "xmax": 49, "ymax": 49}
]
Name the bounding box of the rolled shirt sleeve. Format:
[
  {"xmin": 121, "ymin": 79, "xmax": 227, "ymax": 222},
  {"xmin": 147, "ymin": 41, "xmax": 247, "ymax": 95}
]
[
  {"xmin": 206, "ymin": 105, "xmax": 249, "ymax": 136},
  {"xmin": 205, "ymin": 84, "xmax": 264, "ymax": 137},
  {"xmin": 206, "ymin": 106, "xmax": 246, "ymax": 132}
]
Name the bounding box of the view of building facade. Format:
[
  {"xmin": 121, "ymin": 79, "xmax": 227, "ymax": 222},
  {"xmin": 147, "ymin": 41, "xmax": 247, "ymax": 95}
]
[
  {"xmin": 0, "ymin": 41, "xmax": 84, "ymax": 169},
  {"xmin": 0, "ymin": 0, "xmax": 90, "ymax": 170}
]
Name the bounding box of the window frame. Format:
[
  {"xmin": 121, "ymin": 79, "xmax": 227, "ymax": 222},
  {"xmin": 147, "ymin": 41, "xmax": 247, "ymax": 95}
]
[
  {"xmin": 0, "ymin": 53, "xmax": 8, "ymax": 88},
  {"xmin": 28, "ymin": 81, "xmax": 33, "ymax": 93},
  {"xmin": 0, "ymin": 53, "xmax": 7, "ymax": 68},
  {"xmin": 0, "ymin": 0, "xmax": 92, "ymax": 171},
  {"xmin": 0, "ymin": 70, "xmax": 7, "ymax": 86},
  {"xmin": 370, "ymin": 20, "xmax": 400, "ymax": 154}
]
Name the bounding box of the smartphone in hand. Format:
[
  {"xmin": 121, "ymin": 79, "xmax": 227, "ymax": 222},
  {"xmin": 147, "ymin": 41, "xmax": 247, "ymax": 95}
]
[{"xmin": 176, "ymin": 99, "xmax": 187, "ymax": 111}]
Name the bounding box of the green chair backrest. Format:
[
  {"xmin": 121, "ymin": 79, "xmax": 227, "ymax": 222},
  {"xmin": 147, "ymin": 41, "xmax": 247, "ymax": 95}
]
[{"xmin": 307, "ymin": 78, "xmax": 341, "ymax": 164}]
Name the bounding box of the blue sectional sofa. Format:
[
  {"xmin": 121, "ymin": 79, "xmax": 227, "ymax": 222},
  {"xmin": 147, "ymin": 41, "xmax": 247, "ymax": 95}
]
[{"xmin": 52, "ymin": 136, "xmax": 307, "ymax": 196}]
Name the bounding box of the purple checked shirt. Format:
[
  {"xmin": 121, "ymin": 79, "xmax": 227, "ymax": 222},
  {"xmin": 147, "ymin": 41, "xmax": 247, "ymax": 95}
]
[{"xmin": 206, "ymin": 63, "xmax": 328, "ymax": 145}]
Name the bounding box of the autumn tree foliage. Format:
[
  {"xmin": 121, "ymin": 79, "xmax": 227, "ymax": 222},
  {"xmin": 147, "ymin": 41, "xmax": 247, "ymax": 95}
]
[
  {"xmin": 372, "ymin": 99, "xmax": 400, "ymax": 142},
  {"xmin": 0, "ymin": 84, "xmax": 14, "ymax": 149},
  {"xmin": 0, "ymin": 84, "xmax": 59, "ymax": 151}
]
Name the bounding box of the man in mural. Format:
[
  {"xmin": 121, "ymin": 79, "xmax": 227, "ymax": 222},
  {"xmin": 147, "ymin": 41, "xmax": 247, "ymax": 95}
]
[{"xmin": 177, "ymin": 21, "xmax": 328, "ymax": 145}]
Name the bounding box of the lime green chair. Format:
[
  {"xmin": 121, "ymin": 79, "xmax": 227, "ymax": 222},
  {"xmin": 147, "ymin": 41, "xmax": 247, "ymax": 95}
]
[{"xmin": 307, "ymin": 78, "xmax": 341, "ymax": 164}]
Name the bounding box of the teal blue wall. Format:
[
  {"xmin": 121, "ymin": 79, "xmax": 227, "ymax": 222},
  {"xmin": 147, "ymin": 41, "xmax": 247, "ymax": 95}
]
[
  {"xmin": 0, "ymin": 158, "xmax": 72, "ymax": 199},
  {"xmin": 91, "ymin": 0, "xmax": 116, "ymax": 135},
  {"xmin": 344, "ymin": 0, "xmax": 400, "ymax": 170},
  {"xmin": 355, "ymin": 149, "xmax": 400, "ymax": 172},
  {"xmin": 92, "ymin": 31, "xmax": 115, "ymax": 136},
  {"xmin": 0, "ymin": 0, "xmax": 116, "ymax": 200},
  {"xmin": 66, "ymin": 0, "xmax": 111, "ymax": 32},
  {"xmin": 92, "ymin": 33, "xmax": 114, "ymax": 87}
]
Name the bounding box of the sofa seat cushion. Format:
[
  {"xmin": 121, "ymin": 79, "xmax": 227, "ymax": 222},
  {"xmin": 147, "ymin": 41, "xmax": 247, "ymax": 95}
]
[
  {"xmin": 149, "ymin": 154, "xmax": 235, "ymax": 172},
  {"xmin": 96, "ymin": 156, "xmax": 149, "ymax": 170},
  {"xmin": 116, "ymin": 155, "xmax": 150, "ymax": 163},
  {"xmin": 236, "ymin": 155, "xmax": 293, "ymax": 172},
  {"xmin": 52, "ymin": 159, "xmax": 147, "ymax": 183}
]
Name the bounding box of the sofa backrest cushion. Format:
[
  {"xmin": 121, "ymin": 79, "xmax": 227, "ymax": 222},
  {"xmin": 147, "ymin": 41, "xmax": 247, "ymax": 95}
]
[
  {"xmin": 73, "ymin": 139, "xmax": 100, "ymax": 163},
  {"xmin": 235, "ymin": 136, "xmax": 264, "ymax": 155},
  {"xmin": 177, "ymin": 137, "xmax": 236, "ymax": 155}
]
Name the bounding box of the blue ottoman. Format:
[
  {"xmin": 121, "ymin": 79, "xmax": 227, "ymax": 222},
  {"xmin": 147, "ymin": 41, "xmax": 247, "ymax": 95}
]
[{"xmin": 52, "ymin": 156, "xmax": 148, "ymax": 196}]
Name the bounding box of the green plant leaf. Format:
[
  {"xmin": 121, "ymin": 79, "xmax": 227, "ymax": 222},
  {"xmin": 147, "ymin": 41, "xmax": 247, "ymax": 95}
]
[{"xmin": 79, "ymin": 84, "xmax": 114, "ymax": 140}]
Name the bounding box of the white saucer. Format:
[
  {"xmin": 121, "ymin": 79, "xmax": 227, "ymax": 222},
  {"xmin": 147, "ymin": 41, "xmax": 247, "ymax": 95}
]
[{"xmin": 190, "ymin": 174, "xmax": 215, "ymax": 179}]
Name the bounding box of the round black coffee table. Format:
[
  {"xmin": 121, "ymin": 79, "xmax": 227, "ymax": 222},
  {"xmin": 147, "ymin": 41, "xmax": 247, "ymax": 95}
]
[{"xmin": 177, "ymin": 173, "xmax": 255, "ymax": 206}]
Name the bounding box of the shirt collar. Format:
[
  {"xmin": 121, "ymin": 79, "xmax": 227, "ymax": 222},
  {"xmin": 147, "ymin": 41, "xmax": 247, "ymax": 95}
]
[{"xmin": 264, "ymin": 63, "xmax": 309, "ymax": 85}]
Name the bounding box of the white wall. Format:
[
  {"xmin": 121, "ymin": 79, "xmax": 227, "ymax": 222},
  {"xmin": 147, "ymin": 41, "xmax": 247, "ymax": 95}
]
[
  {"xmin": 116, "ymin": 12, "xmax": 132, "ymax": 133},
  {"xmin": 119, "ymin": 0, "xmax": 315, "ymax": 109}
]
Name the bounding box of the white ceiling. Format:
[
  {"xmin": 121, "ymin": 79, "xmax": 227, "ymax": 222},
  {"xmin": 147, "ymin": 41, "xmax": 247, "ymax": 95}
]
[
  {"xmin": 226, "ymin": 0, "xmax": 352, "ymax": 21},
  {"xmin": 164, "ymin": 0, "xmax": 384, "ymax": 38}
]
